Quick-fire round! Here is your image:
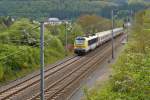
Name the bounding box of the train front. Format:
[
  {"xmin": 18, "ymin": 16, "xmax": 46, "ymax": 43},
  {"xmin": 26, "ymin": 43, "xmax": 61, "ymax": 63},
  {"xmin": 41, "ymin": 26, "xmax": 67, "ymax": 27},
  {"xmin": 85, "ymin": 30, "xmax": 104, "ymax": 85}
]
[{"xmin": 74, "ymin": 37, "xmax": 87, "ymax": 55}]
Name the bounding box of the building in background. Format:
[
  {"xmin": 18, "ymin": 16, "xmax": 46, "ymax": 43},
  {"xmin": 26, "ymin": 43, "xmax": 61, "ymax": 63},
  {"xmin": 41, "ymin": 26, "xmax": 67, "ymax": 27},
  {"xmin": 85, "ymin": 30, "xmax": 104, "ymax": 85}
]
[{"xmin": 45, "ymin": 18, "xmax": 62, "ymax": 25}]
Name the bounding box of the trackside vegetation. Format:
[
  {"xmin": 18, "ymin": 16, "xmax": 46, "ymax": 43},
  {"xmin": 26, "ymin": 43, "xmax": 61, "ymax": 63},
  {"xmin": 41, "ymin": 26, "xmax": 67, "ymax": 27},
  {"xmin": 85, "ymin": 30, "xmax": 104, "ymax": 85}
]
[
  {"xmin": 84, "ymin": 10, "xmax": 150, "ymax": 100},
  {"xmin": 0, "ymin": 15, "xmax": 112, "ymax": 84},
  {"xmin": 0, "ymin": 18, "xmax": 67, "ymax": 83}
]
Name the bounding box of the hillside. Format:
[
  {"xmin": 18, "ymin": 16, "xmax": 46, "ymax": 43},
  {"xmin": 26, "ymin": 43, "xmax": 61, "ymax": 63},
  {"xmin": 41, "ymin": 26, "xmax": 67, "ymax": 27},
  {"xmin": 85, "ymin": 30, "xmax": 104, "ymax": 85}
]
[
  {"xmin": 0, "ymin": 0, "xmax": 149, "ymax": 19},
  {"xmin": 84, "ymin": 10, "xmax": 150, "ymax": 100},
  {"xmin": 0, "ymin": 14, "xmax": 113, "ymax": 84}
]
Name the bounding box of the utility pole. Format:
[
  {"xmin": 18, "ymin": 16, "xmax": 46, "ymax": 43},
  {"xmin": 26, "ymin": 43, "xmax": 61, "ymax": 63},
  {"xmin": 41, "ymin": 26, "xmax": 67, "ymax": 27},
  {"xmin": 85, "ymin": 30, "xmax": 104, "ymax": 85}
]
[
  {"xmin": 111, "ymin": 10, "xmax": 115, "ymax": 59},
  {"xmin": 40, "ymin": 22, "xmax": 45, "ymax": 100}
]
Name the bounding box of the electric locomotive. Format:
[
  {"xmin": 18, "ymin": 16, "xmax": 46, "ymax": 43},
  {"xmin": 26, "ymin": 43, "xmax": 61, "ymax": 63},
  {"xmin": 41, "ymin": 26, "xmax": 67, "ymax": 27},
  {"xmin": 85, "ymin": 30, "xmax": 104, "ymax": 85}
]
[{"xmin": 74, "ymin": 35, "xmax": 98, "ymax": 55}]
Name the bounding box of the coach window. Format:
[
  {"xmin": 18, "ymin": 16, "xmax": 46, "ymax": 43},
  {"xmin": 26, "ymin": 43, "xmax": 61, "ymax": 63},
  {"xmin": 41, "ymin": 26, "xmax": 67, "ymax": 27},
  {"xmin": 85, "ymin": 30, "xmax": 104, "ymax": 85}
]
[{"xmin": 88, "ymin": 38, "xmax": 98, "ymax": 46}]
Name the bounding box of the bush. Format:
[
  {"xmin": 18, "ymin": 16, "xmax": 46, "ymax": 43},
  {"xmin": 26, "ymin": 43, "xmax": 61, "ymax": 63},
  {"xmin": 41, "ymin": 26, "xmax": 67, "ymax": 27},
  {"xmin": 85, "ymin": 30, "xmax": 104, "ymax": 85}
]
[{"xmin": 46, "ymin": 36, "xmax": 65, "ymax": 53}]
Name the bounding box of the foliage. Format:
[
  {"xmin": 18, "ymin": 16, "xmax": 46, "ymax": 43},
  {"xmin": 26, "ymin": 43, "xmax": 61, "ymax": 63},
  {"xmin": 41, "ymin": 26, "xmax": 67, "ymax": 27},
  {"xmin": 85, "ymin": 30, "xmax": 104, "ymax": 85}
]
[
  {"xmin": 69, "ymin": 23, "xmax": 83, "ymax": 43},
  {"xmin": 46, "ymin": 23, "xmax": 83, "ymax": 45},
  {"xmin": 0, "ymin": 0, "xmax": 149, "ymax": 20},
  {"xmin": 77, "ymin": 15, "xmax": 112, "ymax": 34},
  {"xmin": 84, "ymin": 10, "xmax": 150, "ymax": 100},
  {"xmin": 0, "ymin": 18, "xmax": 67, "ymax": 83},
  {"xmin": 0, "ymin": 18, "xmax": 40, "ymax": 46},
  {"xmin": 0, "ymin": 64, "xmax": 3, "ymax": 80},
  {"xmin": 0, "ymin": 44, "xmax": 65, "ymax": 83}
]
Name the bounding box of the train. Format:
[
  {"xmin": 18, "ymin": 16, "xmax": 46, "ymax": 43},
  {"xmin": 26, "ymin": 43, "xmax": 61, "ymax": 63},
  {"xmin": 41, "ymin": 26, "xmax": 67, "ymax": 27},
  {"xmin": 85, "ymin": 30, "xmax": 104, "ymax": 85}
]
[{"xmin": 74, "ymin": 28, "xmax": 124, "ymax": 55}]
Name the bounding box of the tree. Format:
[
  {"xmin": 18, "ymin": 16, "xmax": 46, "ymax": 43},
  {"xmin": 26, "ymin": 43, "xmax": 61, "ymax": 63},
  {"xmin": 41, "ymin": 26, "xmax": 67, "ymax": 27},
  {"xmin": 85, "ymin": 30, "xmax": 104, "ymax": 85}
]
[
  {"xmin": 132, "ymin": 10, "xmax": 150, "ymax": 54},
  {"xmin": 77, "ymin": 15, "xmax": 111, "ymax": 35}
]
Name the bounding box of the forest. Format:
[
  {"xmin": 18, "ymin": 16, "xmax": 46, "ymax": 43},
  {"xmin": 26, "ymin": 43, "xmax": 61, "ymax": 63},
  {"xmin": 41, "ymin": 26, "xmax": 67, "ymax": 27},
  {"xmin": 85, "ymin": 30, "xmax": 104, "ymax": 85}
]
[{"xmin": 0, "ymin": 0, "xmax": 149, "ymax": 20}]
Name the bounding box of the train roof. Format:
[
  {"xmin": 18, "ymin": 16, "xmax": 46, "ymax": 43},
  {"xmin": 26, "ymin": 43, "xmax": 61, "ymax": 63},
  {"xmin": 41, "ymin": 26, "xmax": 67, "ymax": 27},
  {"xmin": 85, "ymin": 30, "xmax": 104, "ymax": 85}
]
[
  {"xmin": 96, "ymin": 27, "xmax": 123, "ymax": 37},
  {"xmin": 76, "ymin": 35, "xmax": 97, "ymax": 41},
  {"xmin": 75, "ymin": 27, "xmax": 123, "ymax": 40}
]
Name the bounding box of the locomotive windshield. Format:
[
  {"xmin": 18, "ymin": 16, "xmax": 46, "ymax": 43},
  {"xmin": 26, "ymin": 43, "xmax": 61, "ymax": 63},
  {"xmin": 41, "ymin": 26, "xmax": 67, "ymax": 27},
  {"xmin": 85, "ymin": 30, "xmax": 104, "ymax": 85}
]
[{"xmin": 75, "ymin": 38, "xmax": 85, "ymax": 44}]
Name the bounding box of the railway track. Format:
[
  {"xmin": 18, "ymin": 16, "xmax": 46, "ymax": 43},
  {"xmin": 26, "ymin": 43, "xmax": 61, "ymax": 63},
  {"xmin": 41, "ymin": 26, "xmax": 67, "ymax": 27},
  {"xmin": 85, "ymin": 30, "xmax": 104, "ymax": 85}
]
[
  {"xmin": 57, "ymin": 38, "xmax": 122, "ymax": 100},
  {"xmin": 28, "ymin": 39, "xmax": 110, "ymax": 100},
  {"xmin": 0, "ymin": 39, "xmax": 108, "ymax": 100},
  {"xmin": 0, "ymin": 56, "xmax": 82, "ymax": 100},
  {"xmin": 27, "ymin": 35, "xmax": 123, "ymax": 100},
  {"xmin": 0, "ymin": 35, "xmax": 123, "ymax": 100}
]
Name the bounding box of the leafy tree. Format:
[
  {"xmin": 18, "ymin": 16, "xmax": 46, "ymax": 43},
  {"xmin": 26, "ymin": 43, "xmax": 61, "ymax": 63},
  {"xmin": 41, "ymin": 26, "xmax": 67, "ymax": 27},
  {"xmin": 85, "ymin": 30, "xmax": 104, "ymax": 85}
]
[
  {"xmin": 132, "ymin": 11, "xmax": 150, "ymax": 54},
  {"xmin": 77, "ymin": 15, "xmax": 111, "ymax": 35}
]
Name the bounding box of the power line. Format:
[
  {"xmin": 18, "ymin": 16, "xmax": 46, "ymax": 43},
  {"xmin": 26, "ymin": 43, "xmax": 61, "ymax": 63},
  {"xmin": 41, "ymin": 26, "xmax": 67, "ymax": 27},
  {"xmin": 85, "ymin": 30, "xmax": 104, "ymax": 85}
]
[
  {"xmin": 0, "ymin": 49, "xmax": 25, "ymax": 61},
  {"xmin": 0, "ymin": 43, "xmax": 42, "ymax": 68},
  {"xmin": 0, "ymin": 41, "xmax": 41, "ymax": 61},
  {"xmin": 29, "ymin": 25, "xmax": 40, "ymax": 31}
]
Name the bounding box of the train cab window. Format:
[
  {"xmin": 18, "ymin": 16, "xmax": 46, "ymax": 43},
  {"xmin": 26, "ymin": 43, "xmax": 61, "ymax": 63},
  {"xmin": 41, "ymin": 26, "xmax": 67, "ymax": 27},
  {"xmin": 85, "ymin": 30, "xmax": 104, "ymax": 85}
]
[{"xmin": 75, "ymin": 38, "xmax": 85, "ymax": 44}]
